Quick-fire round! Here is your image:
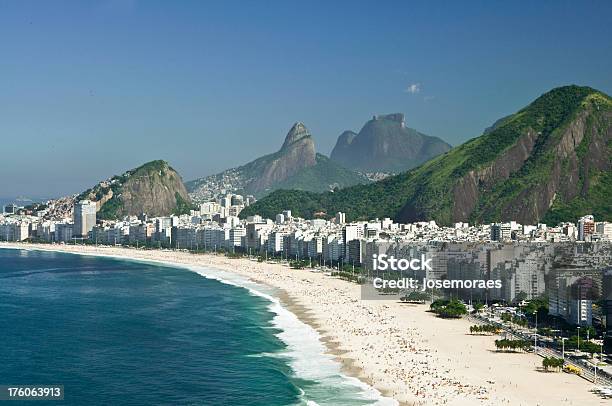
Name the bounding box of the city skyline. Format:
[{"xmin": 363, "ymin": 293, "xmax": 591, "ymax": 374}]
[
  {"xmin": 2, "ymin": 1, "xmax": 612, "ymax": 197},
  {"xmin": 2, "ymin": 2, "xmax": 611, "ymax": 404}
]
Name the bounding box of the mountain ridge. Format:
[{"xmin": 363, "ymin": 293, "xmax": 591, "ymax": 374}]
[
  {"xmin": 241, "ymin": 85, "xmax": 612, "ymax": 225},
  {"xmin": 186, "ymin": 123, "xmax": 369, "ymax": 201}
]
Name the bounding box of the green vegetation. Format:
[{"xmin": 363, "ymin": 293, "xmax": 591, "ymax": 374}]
[
  {"xmin": 494, "ymin": 339, "xmax": 530, "ymax": 352},
  {"xmin": 430, "ymin": 299, "xmax": 467, "ymax": 318},
  {"xmin": 242, "ymin": 86, "xmax": 611, "ymax": 225},
  {"xmin": 400, "ymin": 290, "xmax": 430, "ymax": 302},
  {"xmin": 469, "ymin": 324, "xmax": 499, "ymax": 335},
  {"xmin": 173, "ymin": 192, "xmax": 196, "ymax": 215},
  {"xmin": 129, "ymin": 160, "xmax": 174, "ymax": 176},
  {"xmin": 97, "ymin": 196, "xmax": 122, "ymax": 220},
  {"xmin": 240, "ymin": 189, "xmax": 328, "ymax": 219},
  {"xmin": 563, "ymin": 333, "xmax": 601, "ymax": 357},
  {"xmin": 501, "ymin": 312, "xmax": 528, "ymax": 327},
  {"xmin": 330, "ymin": 263, "xmax": 365, "ymax": 283},
  {"xmin": 520, "ymin": 296, "xmax": 549, "ymax": 320},
  {"xmin": 289, "ymin": 260, "xmax": 305, "ymax": 269},
  {"xmin": 272, "ymin": 154, "xmax": 369, "ymax": 194},
  {"xmin": 542, "ymin": 357, "xmax": 564, "ymax": 371},
  {"xmin": 543, "ymin": 170, "xmax": 612, "ymax": 225},
  {"xmin": 472, "ymin": 302, "xmax": 485, "ymax": 313}
]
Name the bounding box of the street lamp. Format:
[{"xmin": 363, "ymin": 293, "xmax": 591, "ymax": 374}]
[
  {"xmin": 577, "ymin": 327, "xmax": 581, "ymax": 352},
  {"xmin": 534, "ymin": 312, "xmax": 538, "ymax": 352},
  {"xmin": 561, "ymin": 337, "xmax": 568, "ymax": 359}
]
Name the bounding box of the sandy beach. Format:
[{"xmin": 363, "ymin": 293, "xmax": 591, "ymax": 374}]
[{"xmin": 2, "ymin": 243, "xmax": 605, "ymax": 406}]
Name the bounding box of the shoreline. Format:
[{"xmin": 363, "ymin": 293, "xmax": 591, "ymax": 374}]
[
  {"xmin": 277, "ymin": 290, "xmax": 387, "ymax": 403},
  {"xmin": 2, "ymin": 243, "xmax": 604, "ymax": 406}
]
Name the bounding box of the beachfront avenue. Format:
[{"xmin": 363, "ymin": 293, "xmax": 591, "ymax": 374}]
[{"xmin": 372, "ymin": 277, "xmax": 503, "ymax": 291}]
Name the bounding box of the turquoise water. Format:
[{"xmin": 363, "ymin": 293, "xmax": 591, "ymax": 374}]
[{"xmin": 0, "ymin": 248, "xmax": 391, "ymax": 405}]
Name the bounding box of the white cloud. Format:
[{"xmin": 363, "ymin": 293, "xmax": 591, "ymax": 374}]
[{"xmin": 405, "ymin": 83, "xmax": 421, "ymax": 94}]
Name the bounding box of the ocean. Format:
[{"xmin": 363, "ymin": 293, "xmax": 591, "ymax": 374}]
[{"xmin": 0, "ymin": 248, "xmax": 392, "ymax": 405}]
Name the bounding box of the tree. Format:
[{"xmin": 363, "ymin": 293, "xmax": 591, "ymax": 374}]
[
  {"xmin": 579, "ymin": 326, "xmax": 596, "ymax": 339},
  {"xmin": 521, "ymin": 295, "xmax": 549, "ymax": 319},
  {"xmin": 515, "ymin": 291, "xmax": 528, "ymax": 303},
  {"xmin": 469, "ymin": 324, "xmax": 498, "ymax": 335},
  {"xmin": 472, "ymin": 302, "xmax": 485, "ymax": 313},
  {"xmin": 401, "ymin": 291, "xmax": 430, "ymax": 302},
  {"xmin": 542, "ymin": 357, "xmax": 563, "ymax": 372},
  {"xmin": 494, "ymin": 339, "xmax": 530, "ymax": 352},
  {"xmin": 432, "ymin": 299, "xmax": 467, "ymax": 318}
]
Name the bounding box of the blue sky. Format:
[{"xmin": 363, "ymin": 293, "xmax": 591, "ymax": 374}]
[{"xmin": 1, "ymin": 0, "xmax": 611, "ymax": 197}]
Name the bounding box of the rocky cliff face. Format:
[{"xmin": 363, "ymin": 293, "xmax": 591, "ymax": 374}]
[
  {"xmin": 330, "ymin": 113, "xmax": 451, "ymax": 173},
  {"xmin": 248, "ymin": 122, "xmax": 317, "ymax": 194},
  {"xmin": 450, "ymin": 129, "xmax": 539, "ymax": 221},
  {"xmin": 78, "ymin": 160, "xmax": 192, "ymax": 219},
  {"xmin": 329, "ymin": 130, "xmax": 357, "ymax": 161},
  {"xmin": 120, "ymin": 162, "xmax": 191, "ymax": 217}
]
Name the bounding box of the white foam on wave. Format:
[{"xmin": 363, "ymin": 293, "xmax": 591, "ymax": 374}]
[{"xmin": 183, "ymin": 264, "xmax": 398, "ymax": 406}]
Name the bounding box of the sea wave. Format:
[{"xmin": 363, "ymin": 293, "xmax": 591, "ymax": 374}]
[{"xmin": 183, "ymin": 264, "xmax": 397, "ymax": 406}]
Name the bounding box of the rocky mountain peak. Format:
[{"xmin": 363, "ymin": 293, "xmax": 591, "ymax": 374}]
[
  {"xmin": 281, "ymin": 122, "xmax": 311, "ymax": 150},
  {"xmin": 330, "ymin": 113, "xmax": 450, "ymax": 173},
  {"xmin": 77, "ymin": 160, "xmax": 192, "ymax": 219},
  {"xmin": 374, "ymin": 113, "xmax": 405, "ymax": 127},
  {"xmin": 337, "ymin": 130, "xmax": 357, "ymax": 146},
  {"xmin": 186, "ymin": 121, "xmax": 368, "ymax": 200}
]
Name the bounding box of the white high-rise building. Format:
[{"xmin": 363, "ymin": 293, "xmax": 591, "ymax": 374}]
[
  {"xmin": 267, "ymin": 231, "xmax": 285, "ymax": 253},
  {"xmin": 342, "ymin": 224, "xmax": 363, "ymax": 260},
  {"xmin": 200, "ymin": 202, "xmax": 220, "ymax": 216},
  {"xmin": 73, "ymin": 200, "xmax": 97, "ymax": 237}
]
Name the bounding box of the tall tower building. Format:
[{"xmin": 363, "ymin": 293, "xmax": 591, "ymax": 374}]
[
  {"xmin": 578, "ymin": 215, "xmax": 595, "ymax": 241},
  {"xmin": 342, "ymin": 224, "xmax": 363, "ymax": 260},
  {"xmin": 73, "ymin": 200, "xmax": 97, "ymax": 238}
]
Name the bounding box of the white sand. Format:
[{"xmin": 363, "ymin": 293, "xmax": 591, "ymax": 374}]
[{"xmin": 2, "ymin": 243, "xmax": 605, "ymax": 406}]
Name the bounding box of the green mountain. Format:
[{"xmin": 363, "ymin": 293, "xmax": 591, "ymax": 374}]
[
  {"xmin": 77, "ymin": 160, "xmax": 193, "ymax": 219},
  {"xmin": 330, "ymin": 113, "xmax": 451, "ymax": 172},
  {"xmin": 241, "ymin": 86, "xmax": 612, "ymax": 225},
  {"xmin": 274, "ymin": 153, "xmax": 368, "ymax": 193},
  {"xmin": 186, "ymin": 122, "xmax": 369, "ymax": 201}
]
